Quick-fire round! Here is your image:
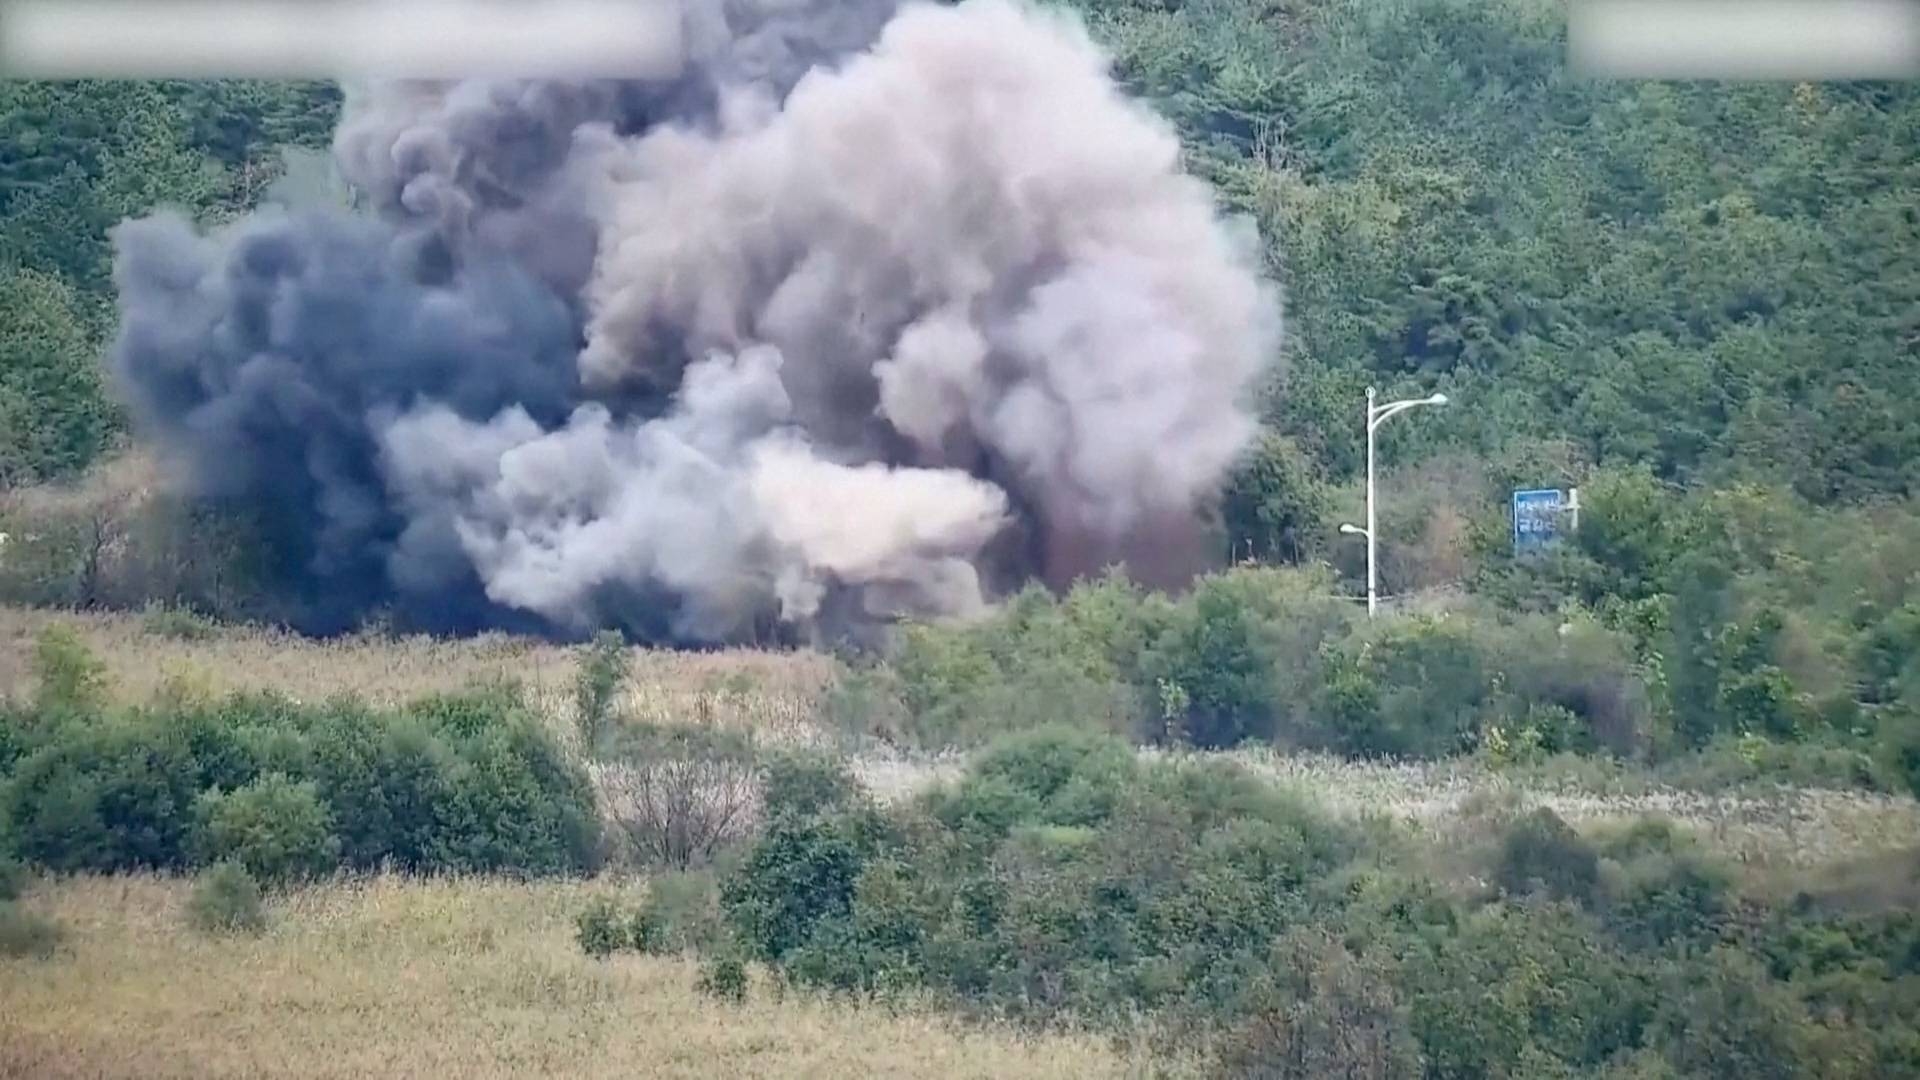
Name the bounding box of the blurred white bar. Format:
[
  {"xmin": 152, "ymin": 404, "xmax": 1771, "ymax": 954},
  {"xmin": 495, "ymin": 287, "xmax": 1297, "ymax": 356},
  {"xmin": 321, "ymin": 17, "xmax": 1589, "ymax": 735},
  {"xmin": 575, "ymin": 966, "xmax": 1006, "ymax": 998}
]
[
  {"xmin": 0, "ymin": 0, "xmax": 683, "ymax": 78},
  {"xmin": 1571, "ymin": 0, "xmax": 1920, "ymax": 79}
]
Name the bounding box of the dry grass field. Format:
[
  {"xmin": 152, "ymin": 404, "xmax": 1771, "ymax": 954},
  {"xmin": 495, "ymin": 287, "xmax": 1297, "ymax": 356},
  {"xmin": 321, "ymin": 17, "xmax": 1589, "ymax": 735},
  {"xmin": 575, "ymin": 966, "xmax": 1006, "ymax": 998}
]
[
  {"xmin": 0, "ymin": 605, "xmax": 836, "ymax": 741},
  {"xmin": 0, "ymin": 875, "xmax": 1151, "ymax": 1080}
]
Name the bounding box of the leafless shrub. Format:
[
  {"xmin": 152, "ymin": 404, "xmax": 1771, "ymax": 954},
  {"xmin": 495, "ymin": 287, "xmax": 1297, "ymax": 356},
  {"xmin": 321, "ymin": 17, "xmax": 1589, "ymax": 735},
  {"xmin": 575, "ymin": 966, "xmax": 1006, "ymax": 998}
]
[{"xmin": 595, "ymin": 725, "xmax": 762, "ymax": 870}]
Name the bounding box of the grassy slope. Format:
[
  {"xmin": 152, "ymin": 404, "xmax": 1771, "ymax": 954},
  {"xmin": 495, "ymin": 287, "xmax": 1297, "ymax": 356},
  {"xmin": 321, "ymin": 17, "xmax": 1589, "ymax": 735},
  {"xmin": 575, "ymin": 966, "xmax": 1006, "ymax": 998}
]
[{"xmin": 0, "ymin": 876, "xmax": 1139, "ymax": 1080}]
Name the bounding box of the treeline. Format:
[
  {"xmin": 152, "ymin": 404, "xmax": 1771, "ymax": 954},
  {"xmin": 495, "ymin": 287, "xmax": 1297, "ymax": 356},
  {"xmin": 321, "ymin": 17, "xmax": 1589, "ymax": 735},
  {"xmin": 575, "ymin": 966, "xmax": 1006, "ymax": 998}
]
[{"xmin": 831, "ymin": 464, "xmax": 1920, "ymax": 797}]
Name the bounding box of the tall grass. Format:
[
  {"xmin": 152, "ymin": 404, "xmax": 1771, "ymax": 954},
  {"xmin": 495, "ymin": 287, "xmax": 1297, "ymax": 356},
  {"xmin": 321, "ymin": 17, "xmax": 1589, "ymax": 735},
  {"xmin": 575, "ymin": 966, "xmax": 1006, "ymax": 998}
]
[{"xmin": 0, "ymin": 874, "xmax": 1148, "ymax": 1079}]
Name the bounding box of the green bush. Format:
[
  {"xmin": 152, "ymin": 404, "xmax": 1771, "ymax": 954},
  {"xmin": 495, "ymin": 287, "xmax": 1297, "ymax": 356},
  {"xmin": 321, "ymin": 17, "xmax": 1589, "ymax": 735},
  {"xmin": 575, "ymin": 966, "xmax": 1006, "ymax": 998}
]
[
  {"xmin": 1, "ymin": 683, "xmax": 598, "ymax": 878},
  {"xmin": 139, "ymin": 601, "xmax": 218, "ymax": 641},
  {"xmin": 575, "ymin": 896, "xmax": 632, "ymax": 959},
  {"xmin": 187, "ymin": 861, "xmax": 267, "ymax": 935},
  {"xmin": 1496, "ymin": 807, "xmax": 1601, "ymax": 904},
  {"xmin": 1315, "ymin": 616, "xmax": 1491, "ymax": 759},
  {"xmin": 194, "ymin": 772, "xmax": 338, "ymax": 884},
  {"xmin": 1, "ymin": 715, "xmax": 207, "ymax": 871},
  {"xmin": 761, "ymin": 749, "xmax": 864, "ymax": 824},
  {"xmin": 31, "ymin": 624, "xmax": 108, "ymax": 716},
  {"xmin": 634, "ymin": 871, "xmax": 726, "ymax": 955},
  {"xmin": 0, "ymin": 900, "xmax": 63, "ymax": 959},
  {"xmin": 428, "ymin": 717, "xmax": 601, "ymax": 875},
  {"xmin": 696, "ymin": 946, "xmax": 749, "ymax": 1004},
  {"xmin": 573, "ymin": 630, "xmax": 629, "ymax": 750}
]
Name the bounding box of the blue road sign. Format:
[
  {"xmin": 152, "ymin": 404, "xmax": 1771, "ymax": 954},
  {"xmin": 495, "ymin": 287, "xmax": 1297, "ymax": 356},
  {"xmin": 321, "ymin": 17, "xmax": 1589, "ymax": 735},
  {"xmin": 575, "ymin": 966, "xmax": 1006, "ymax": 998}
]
[{"xmin": 1512, "ymin": 488, "xmax": 1566, "ymax": 553}]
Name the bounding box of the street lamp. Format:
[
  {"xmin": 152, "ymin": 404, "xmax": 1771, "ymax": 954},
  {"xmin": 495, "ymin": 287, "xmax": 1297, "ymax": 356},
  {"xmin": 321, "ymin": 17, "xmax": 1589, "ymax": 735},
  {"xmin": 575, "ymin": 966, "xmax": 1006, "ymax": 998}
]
[{"xmin": 1339, "ymin": 386, "xmax": 1448, "ymax": 618}]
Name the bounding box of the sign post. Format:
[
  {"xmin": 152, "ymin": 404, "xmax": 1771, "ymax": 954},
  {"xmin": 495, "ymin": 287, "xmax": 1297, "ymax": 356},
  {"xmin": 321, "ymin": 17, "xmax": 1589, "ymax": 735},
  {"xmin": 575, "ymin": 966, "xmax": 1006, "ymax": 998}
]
[{"xmin": 1512, "ymin": 488, "xmax": 1572, "ymax": 554}]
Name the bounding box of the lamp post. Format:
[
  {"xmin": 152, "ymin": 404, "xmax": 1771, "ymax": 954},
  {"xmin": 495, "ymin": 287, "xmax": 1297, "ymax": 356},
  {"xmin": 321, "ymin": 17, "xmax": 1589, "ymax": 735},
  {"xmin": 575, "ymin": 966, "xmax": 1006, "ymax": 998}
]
[{"xmin": 1339, "ymin": 386, "xmax": 1448, "ymax": 618}]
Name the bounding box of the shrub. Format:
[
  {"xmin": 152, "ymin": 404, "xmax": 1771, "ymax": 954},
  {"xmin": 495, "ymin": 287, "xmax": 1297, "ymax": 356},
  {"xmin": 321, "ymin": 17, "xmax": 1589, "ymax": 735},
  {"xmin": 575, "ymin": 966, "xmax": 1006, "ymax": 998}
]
[
  {"xmin": 187, "ymin": 861, "xmax": 267, "ymax": 935},
  {"xmin": 1315, "ymin": 616, "xmax": 1492, "ymax": 759},
  {"xmin": 575, "ymin": 896, "xmax": 632, "ymax": 959},
  {"xmin": 1216, "ymin": 929, "xmax": 1420, "ymax": 1080},
  {"xmin": 696, "ymin": 946, "xmax": 749, "ymax": 1004},
  {"xmin": 1496, "ymin": 807, "xmax": 1601, "ymax": 904},
  {"xmin": 762, "ymin": 750, "xmax": 864, "ymax": 824},
  {"xmin": 194, "ymin": 773, "xmax": 339, "ymax": 885},
  {"xmin": 2, "ymin": 684, "xmax": 597, "ymax": 878},
  {"xmin": 1, "ymin": 716, "xmax": 204, "ymax": 871},
  {"xmin": 600, "ymin": 724, "xmax": 759, "ymax": 870},
  {"xmin": 426, "ymin": 712, "xmax": 602, "ymax": 875},
  {"xmin": 31, "ymin": 624, "xmax": 108, "ymax": 716},
  {"xmin": 0, "ymin": 901, "xmax": 62, "ymax": 959},
  {"xmin": 573, "ymin": 630, "xmax": 629, "ymax": 750},
  {"xmin": 634, "ymin": 870, "xmax": 726, "ymax": 955},
  {"xmin": 140, "ymin": 601, "xmax": 218, "ymax": 641},
  {"xmin": 1595, "ymin": 820, "xmax": 1734, "ymax": 948},
  {"xmin": 723, "ymin": 811, "xmax": 887, "ymax": 964}
]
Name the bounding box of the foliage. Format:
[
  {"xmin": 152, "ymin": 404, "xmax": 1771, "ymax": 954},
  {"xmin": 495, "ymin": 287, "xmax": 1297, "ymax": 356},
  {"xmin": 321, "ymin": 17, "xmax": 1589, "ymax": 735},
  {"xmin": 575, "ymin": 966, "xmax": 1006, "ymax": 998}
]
[
  {"xmin": 1496, "ymin": 807, "xmax": 1600, "ymax": 905},
  {"xmin": 31, "ymin": 624, "xmax": 109, "ymax": 716},
  {"xmin": 634, "ymin": 870, "xmax": 727, "ymax": 956},
  {"xmin": 575, "ymin": 895, "xmax": 631, "ymax": 959},
  {"xmin": 193, "ymin": 773, "xmax": 339, "ymax": 885},
  {"xmin": 696, "ymin": 946, "xmax": 750, "ymax": 1004},
  {"xmin": 573, "ymin": 630, "xmax": 629, "ymax": 750},
  {"xmin": 0, "ymin": 681, "xmax": 599, "ymax": 878},
  {"xmin": 186, "ymin": 860, "xmax": 267, "ymax": 935},
  {"xmin": 140, "ymin": 601, "xmax": 218, "ymax": 641}
]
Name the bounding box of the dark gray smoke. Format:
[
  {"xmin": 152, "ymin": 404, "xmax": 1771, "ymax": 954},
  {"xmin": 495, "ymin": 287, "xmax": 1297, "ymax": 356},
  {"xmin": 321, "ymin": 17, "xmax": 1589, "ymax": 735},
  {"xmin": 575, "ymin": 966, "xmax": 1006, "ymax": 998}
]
[{"xmin": 109, "ymin": 0, "xmax": 1281, "ymax": 643}]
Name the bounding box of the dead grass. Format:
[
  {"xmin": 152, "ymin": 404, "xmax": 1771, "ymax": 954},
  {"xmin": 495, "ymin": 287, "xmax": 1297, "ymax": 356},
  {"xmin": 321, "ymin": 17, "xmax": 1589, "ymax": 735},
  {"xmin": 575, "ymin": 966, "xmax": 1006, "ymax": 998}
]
[
  {"xmin": 0, "ymin": 874, "xmax": 1143, "ymax": 1080},
  {"xmin": 0, "ymin": 605, "xmax": 835, "ymax": 741}
]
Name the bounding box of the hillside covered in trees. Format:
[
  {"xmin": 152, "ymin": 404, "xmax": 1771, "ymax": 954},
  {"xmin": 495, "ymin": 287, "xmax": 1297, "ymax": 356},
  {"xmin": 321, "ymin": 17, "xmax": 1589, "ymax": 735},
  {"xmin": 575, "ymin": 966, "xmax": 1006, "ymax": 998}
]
[{"xmin": 5, "ymin": 0, "xmax": 1916, "ymax": 503}]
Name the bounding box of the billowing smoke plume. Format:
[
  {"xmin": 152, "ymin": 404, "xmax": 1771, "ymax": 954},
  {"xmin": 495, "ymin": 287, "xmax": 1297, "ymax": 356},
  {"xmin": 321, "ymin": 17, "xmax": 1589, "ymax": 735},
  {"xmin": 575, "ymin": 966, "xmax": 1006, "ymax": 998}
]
[{"xmin": 109, "ymin": 0, "xmax": 1280, "ymax": 643}]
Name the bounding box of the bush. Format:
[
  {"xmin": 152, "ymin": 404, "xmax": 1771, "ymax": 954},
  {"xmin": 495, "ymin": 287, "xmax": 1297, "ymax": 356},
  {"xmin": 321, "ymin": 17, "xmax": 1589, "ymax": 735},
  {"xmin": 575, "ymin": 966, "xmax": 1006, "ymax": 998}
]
[
  {"xmin": 1496, "ymin": 808, "xmax": 1601, "ymax": 904},
  {"xmin": 573, "ymin": 630, "xmax": 629, "ymax": 750},
  {"xmin": 140, "ymin": 601, "xmax": 218, "ymax": 641},
  {"xmin": 634, "ymin": 870, "xmax": 726, "ymax": 955},
  {"xmin": 575, "ymin": 896, "xmax": 632, "ymax": 959},
  {"xmin": 2, "ymin": 715, "xmax": 206, "ymax": 871},
  {"xmin": 0, "ymin": 901, "xmax": 62, "ymax": 958},
  {"xmin": 194, "ymin": 772, "xmax": 339, "ymax": 884},
  {"xmin": 762, "ymin": 750, "xmax": 864, "ymax": 824},
  {"xmin": 187, "ymin": 861, "xmax": 267, "ymax": 935},
  {"xmin": 31, "ymin": 624, "xmax": 108, "ymax": 716},
  {"xmin": 1216, "ymin": 929, "xmax": 1420, "ymax": 1080},
  {"xmin": 600, "ymin": 724, "xmax": 759, "ymax": 870},
  {"xmin": 696, "ymin": 947, "xmax": 749, "ymax": 1004},
  {"xmin": 2, "ymin": 683, "xmax": 598, "ymax": 878},
  {"xmin": 1315, "ymin": 616, "xmax": 1492, "ymax": 759},
  {"xmin": 429, "ymin": 717, "xmax": 602, "ymax": 875}
]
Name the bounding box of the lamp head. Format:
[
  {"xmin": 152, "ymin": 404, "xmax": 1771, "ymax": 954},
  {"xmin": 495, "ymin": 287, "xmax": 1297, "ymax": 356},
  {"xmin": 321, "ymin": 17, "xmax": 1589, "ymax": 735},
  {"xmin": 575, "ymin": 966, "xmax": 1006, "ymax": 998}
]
[
  {"xmin": 1428, "ymin": 393, "xmax": 1449, "ymax": 405},
  {"xmin": 1339, "ymin": 523, "xmax": 1364, "ymax": 535}
]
